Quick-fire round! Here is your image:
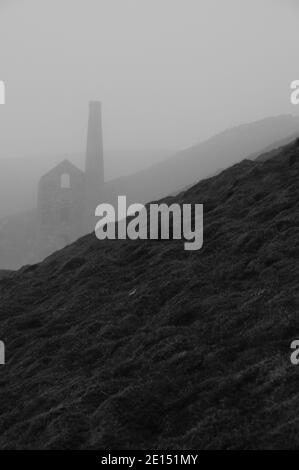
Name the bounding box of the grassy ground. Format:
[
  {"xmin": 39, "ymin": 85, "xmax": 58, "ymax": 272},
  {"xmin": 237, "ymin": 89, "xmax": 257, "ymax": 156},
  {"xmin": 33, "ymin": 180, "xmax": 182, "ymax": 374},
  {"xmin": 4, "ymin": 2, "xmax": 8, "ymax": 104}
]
[{"xmin": 1, "ymin": 140, "xmax": 299, "ymax": 449}]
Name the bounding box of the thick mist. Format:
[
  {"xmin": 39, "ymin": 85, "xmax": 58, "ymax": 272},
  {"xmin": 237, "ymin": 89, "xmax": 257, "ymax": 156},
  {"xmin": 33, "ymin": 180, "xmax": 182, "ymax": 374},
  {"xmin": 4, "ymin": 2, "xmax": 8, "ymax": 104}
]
[
  {"xmin": 0, "ymin": 0, "xmax": 299, "ymax": 269},
  {"xmin": 0, "ymin": 0, "xmax": 298, "ymax": 162}
]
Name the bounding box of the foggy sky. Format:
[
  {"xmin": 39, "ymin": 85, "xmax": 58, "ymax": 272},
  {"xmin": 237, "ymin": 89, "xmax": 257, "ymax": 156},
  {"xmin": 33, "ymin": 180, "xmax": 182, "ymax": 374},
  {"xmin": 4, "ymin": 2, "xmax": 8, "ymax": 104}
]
[{"xmin": 0, "ymin": 0, "xmax": 298, "ymax": 164}]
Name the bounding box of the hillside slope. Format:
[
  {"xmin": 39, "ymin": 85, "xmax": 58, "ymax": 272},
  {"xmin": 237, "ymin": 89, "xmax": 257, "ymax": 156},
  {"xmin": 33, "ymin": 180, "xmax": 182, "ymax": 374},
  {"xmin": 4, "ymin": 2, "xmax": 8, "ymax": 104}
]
[{"xmin": 1, "ymin": 140, "xmax": 299, "ymax": 449}]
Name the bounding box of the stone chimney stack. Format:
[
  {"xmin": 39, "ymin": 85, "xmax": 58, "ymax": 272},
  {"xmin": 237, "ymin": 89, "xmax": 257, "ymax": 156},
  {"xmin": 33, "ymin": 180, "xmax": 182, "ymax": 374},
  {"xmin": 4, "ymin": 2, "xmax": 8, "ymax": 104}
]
[{"xmin": 85, "ymin": 101, "xmax": 104, "ymax": 231}]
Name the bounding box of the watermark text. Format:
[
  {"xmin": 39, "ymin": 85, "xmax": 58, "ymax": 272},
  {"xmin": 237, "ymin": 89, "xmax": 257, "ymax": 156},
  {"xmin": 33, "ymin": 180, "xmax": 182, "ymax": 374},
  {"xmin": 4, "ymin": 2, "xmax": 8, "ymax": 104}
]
[
  {"xmin": 0, "ymin": 341, "xmax": 5, "ymax": 365},
  {"xmin": 0, "ymin": 81, "xmax": 5, "ymax": 104},
  {"xmin": 291, "ymin": 80, "xmax": 299, "ymax": 105},
  {"xmin": 95, "ymin": 196, "xmax": 203, "ymax": 251}
]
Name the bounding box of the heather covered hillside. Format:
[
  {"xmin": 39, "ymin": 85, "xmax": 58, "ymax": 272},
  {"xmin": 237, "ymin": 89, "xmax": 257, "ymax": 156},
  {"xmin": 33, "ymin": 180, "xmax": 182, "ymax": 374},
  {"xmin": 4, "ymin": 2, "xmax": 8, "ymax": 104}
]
[{"xmin": 1, "ymin": 140, "xmax": 299, "ymax": 449}]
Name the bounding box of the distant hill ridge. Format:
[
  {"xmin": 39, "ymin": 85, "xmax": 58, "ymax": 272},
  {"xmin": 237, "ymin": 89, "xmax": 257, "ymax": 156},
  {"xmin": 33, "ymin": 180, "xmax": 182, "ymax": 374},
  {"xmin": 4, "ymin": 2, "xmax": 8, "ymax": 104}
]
[{"xmin": 104, "ymin": 114, "xmax": 299, "ymax": 205}]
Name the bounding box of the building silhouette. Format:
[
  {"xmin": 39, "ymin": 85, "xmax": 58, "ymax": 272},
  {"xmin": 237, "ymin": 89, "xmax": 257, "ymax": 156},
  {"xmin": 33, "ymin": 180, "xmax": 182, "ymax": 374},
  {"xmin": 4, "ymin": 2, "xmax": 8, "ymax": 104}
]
[{"xmin": 37, "ymin": 101, "xmax": 104, "ymax": 259}]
